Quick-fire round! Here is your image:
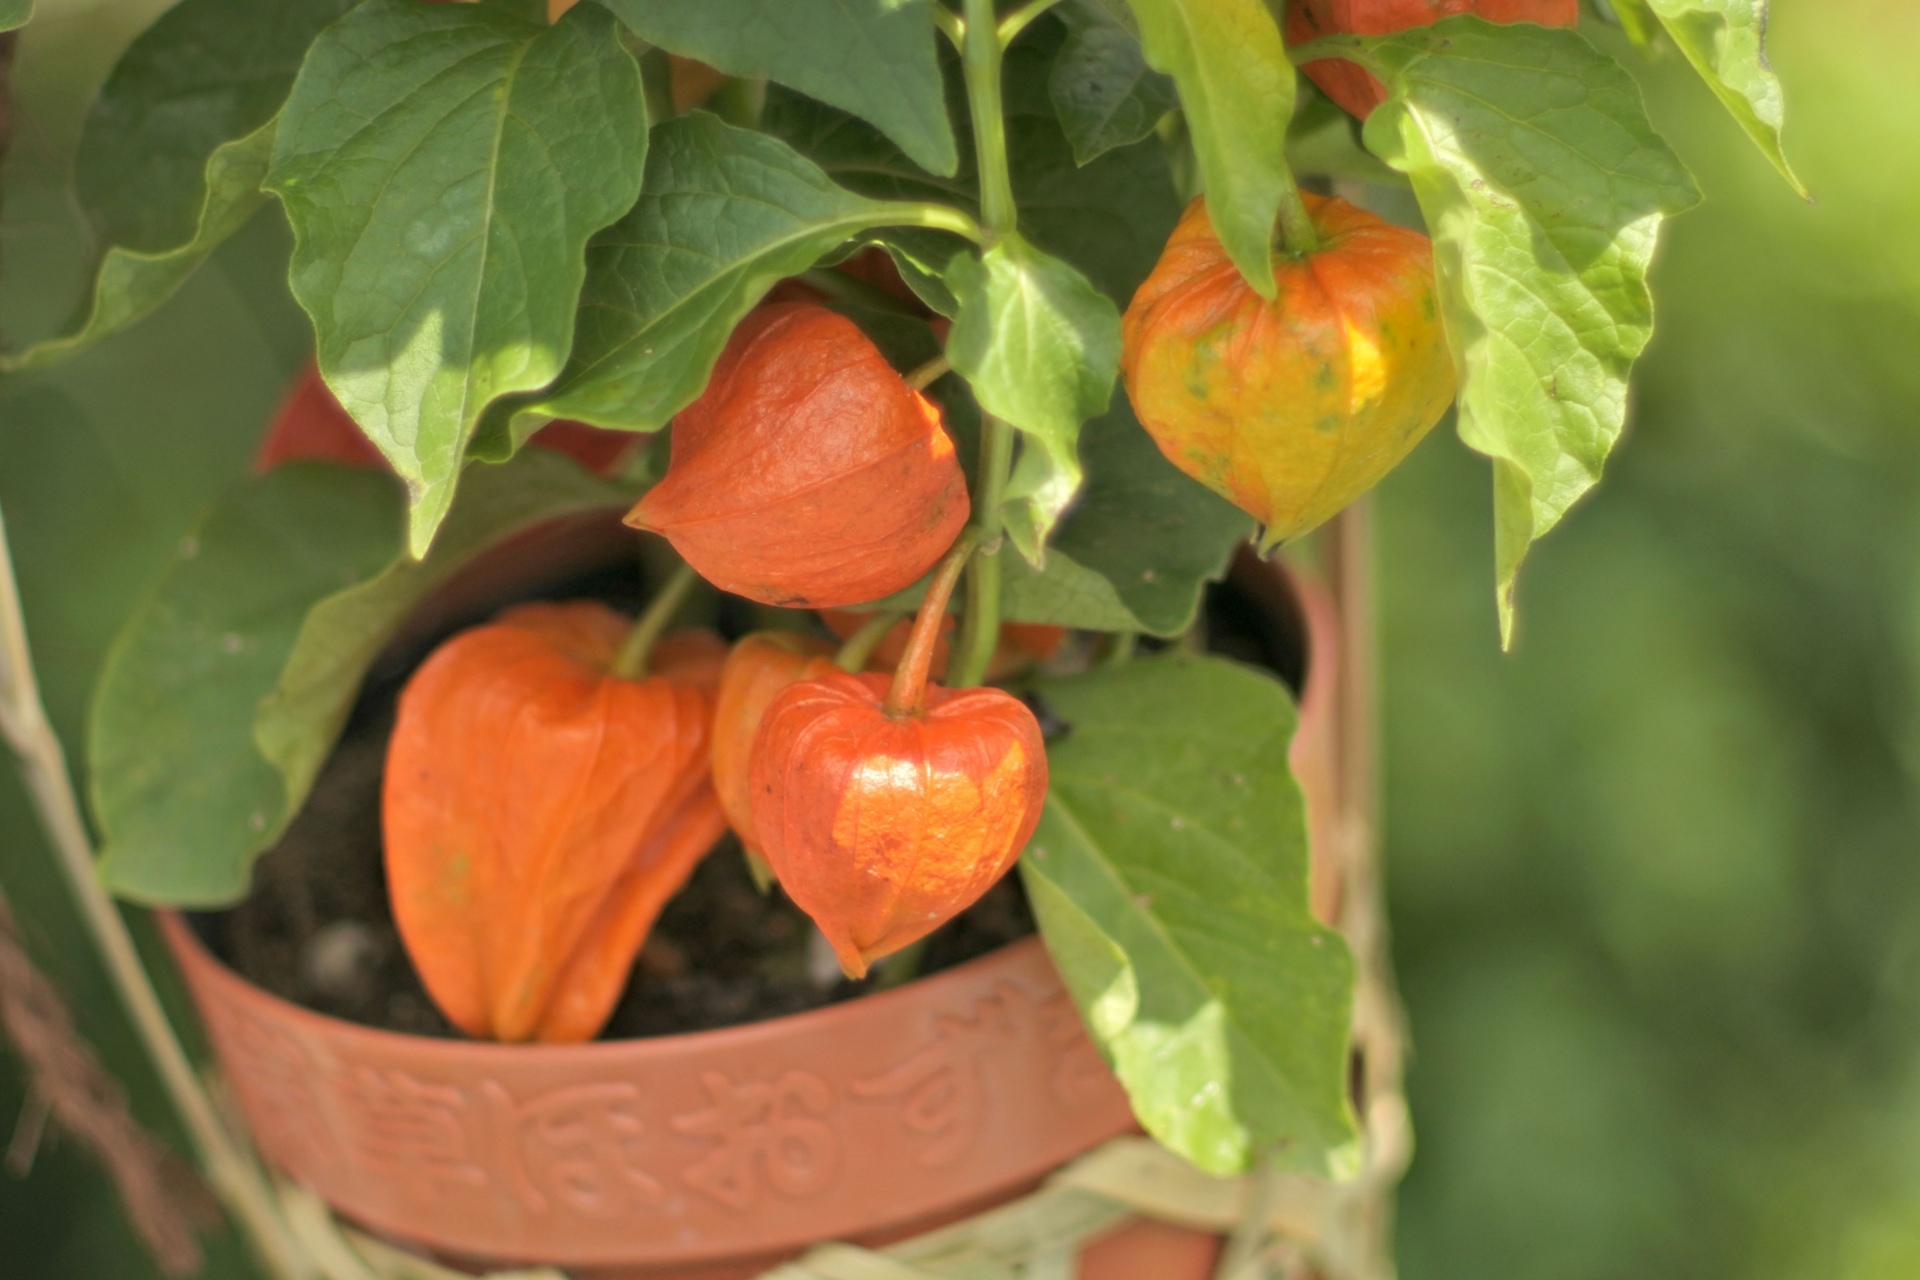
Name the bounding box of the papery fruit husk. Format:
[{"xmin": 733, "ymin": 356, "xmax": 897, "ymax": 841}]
[{"xmin": 384, "ymin": 601, "xmax": 726, "ymax": 1043}]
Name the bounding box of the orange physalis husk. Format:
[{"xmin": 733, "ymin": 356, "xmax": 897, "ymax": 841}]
[
  {"xmin": 383, "ymin": 601, "xmax": 727, "ymax": 1043},
  {"xmin": 1121, "ymin": 192, "xmax": 1455, "ymax": 553},
  {"xmin": 749, "ymin": 673, "xmax": 1048, "ymax": 978},
  {"xmin": 1285, "ymin": 0, "xmax": 1577, "ymax": 120},
  {"xmin": 626, "ymin": 302, "xmax": 970, "ymax": 608},
  {"xmin": 749, "ymin": 545, "xmax": 1049, "ymax": 979},
  {"xmin": 711, "ymin": 632, "xmax": 838, "ymax": 861}
]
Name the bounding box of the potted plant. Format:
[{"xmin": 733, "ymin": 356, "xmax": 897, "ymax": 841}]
[{"xmin": 0, "ymin": 0, "xmax": 1797, "ymax": 1276}]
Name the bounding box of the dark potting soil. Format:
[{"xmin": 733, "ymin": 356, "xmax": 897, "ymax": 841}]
[{"xmin": 209, "ymin": 548, "xmax": 1303, "ymax": 1042}]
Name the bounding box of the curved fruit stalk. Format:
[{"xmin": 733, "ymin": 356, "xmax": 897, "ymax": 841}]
[
  {"xmin": 384, "ymin": 601, "xmax": 727, "ymax": 1043},
  {"xmin": 627, "ymin": 302, "xmax": 970, "ymax": 608},
  {"xmin": 711, "ymin": 632, "xmax": 839, "ymax": 861},
  {"xmin": 818, "ymin": 609, "xmax": 1066, "ymax": 681},
  {"xmin": 1121, "ymin": 193, "xmax": 1455, "ymax": 551},
  {"xmin": 1286, "ymin": 0, "xmax": 1578, "ymax": 120},
  {"xmin": 749, "ymin": 547, "xmax": 1049, "ymax": 979}
]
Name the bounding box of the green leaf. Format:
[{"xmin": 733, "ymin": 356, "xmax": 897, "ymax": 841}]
[
  {"xmin": 267, "ymin": 0, "xmax": 647, "ymax": 558},
  {"xmin": 1023, "ymin": 653, "xmax": 1356, "ymax": 1176},
  {"xmin": 1357, "ymin": 19, "xmax": 1700, "ymax": 644},
  {"xmin": 1121, "ymin": 0, "xmax": 1294, "ymax": 298},
  {"xmin": 1634, "ymin": 0, "xmax": 1805, "ymax": 197},
  {"xmin": 1046, "ymin": 396, "xmax": 1251, "ymax": 634},
  {"xmin": 527, "ymin": 112, "xmax": 951, "ymax": 435},
  {"xmin": 1049, "ymin": 1, "xmax": 1178, "ymax": 165},
  {"xmin": 1006, "ymin": 17, "xmax": 1183, "ymax": 307},
  {"xmin": 90, "ymin": 465, "xmax": 404, "ymax": 906},
  {"xmin": 89, "ymin": 452, "xmax": 632, "ymax": 906},
  {"xmin": 945, "ymin": 235, "xmax": 1121, "ymax": 563},
  {"xmin": 1, "ymin": 122, "xmax": 277, "ymax": 376},
  {"xmin": 0, "ymin": 0, "xmax": 31, "ymax": 32},
  {"xmin": 602, "ymin": 0, "xmax": 956, "ymax": 177},
  {"xmin": 255, "ymin": 451, "xmax": 634, "ymax": 828},
  {"xmin": 3, "ymin": 0, "xmax": 357, "ymax": 370},
  {"xmin": 73, "ymin": 0, "xmax": 358, "ymax": 254}
]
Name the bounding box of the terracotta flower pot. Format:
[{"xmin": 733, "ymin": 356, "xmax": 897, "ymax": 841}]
[{"xmin": 157, "ymin": 555, "xmax": 1341, "ymax": 1279}]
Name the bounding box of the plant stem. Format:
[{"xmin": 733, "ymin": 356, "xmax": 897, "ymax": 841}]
[
  {"xmin": 949, "ymin": 411, "xmax": 1015, "ymax": 689},
  {"xmin": 904, "ymin": 355, "xmax": 951, "ymax": 392},
  {"xmin": 961, "ymin": 0, "xmax": 1017, "ymax": 242},
  {"xmin": 899, "ymin": 202, "xmax": 987, "ymax": 244},
  {"xmin": 996, "ymin": 0, "xmax": 1062, "ymax": 45},
  {"xmin": 834, "ymin": 610, "xmax": 905, "ymax": 674},
  {"xmin": 1275, "ymin": 177, "xmax": 1320, "ymax": 256},
  {"xmin": 799, "ymin": 266, "xmax": 923, "ymax": 317},
  {"xmin": 640, "ymin": 47, "xmax": 674, "ymax": 125},
  {"xmin": 1102, "ymin": 631, "xmax": 1139, "ymax": 668},
  {"xmin": 884, "ymin": 534, "xmax": 976, "ymax": 718},
  {"xmin": 612, "ymin": 562, "xmax": 700, "ymax": 679},
  {"xmin": 0, "ymin": 507, "xmax": 310, "ymax": 1280},
  {"xmin": 932, "ymin": 2, "xmax": 964, "ymax": 50}
]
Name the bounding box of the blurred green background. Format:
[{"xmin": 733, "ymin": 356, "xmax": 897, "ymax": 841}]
[{"xmin": 0, "ymin": 1, "xmax": 1915, "ymax": 1277}]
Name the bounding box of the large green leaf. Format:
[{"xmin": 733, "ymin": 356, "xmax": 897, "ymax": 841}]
[
  {"xmin": 763, "ymin": 26, "xmax": 1181, "ymax": 311},
  {"xmin": 1, "ymin": 122, "xmax": 276, "ymax": 376},
  {"xmin": 89, "ymin": 453, "xmax": 632, "ymax": 906},
  {"xmin": 73, "ymin": 0, "xmax": 357, "ymax": 254},
  {"xmin": 1121, "ymin": 0, "xmax": 1294, "ymax": 299},
  {"xmin": 1049, "ymin": 0, "xmax": 1178, "ymax": 166},
  {"xmin": 945, "ymin": 235, "xmax": 1121, "ymax": 564},
  {"xmin": 267, "ymin": 0, "xmax": 647, "ymax": 557},
  {"xmin": 525, "ymin": 112, "xmax": 954, "ymax": 436},
  {"xmin": 602, "ymin": 0, "xmax": 956, "ymax": 177},
  {"xmin": 1350, "ymin": 19, "xmax": 1699, "ymax": 643},
  {"xmin": 90, "ymin": 465, "xmax": 403, "ymax": 906},
  {"xmin": 0, "ymin": 0, "xmax": 30, "ymax": 32},
  {"xmin": 1023, "ymin": 653, "xmax": 1356, "ymax": 1176},
  {"xmin": 1620, "ymin": 0, "xmax": 1804, "ymax": 197},
  {"xmin": 1005, "ymin": 16, "xmax": 1182, "ymax": 307},
  {"xmin": 2, "ymin": 0, "xmax": 356, "ymax": 370}
]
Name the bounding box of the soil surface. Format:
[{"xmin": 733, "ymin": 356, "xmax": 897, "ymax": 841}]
[{"xmin": 208, "ymin": 550, "xmax": 1304, "ymax": 1042}]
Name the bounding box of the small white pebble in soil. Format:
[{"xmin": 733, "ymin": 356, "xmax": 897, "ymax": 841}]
[{"xmin": 302, "ymin": 920, "xmax": 382, "ymax": 1002}]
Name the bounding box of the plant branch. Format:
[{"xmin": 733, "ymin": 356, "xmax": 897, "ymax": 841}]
[
  {"xmin": 960, "ymin": 0, "xmax": 1017, "ymax": 240},
  {"xmin": 0, "ymin": 507, "xmax": 311, "ymax": 1280},
  {"xmin": 612, "ymin": 561, "xmax": 700, "ymax": 679},
  {"xmin": 897, "ymin": 201, "xmax": 986, "ymax": 244},
  {"xmin": 932, "ymin": 3, "xmax": 964, "ymax": 51},
  {"xmin": 949, "ymin": 412, "xmax": 1015, "ymax": 689},
  {"xmin": 884, "ymin": 533, "xmax": 976, "ymax": 718},
  {"xmin": 904, "ymin": 354, "xmax": 951, "ymax": 391},
  {"xmin": 834, "ymin": 610, "xmax": 905, "ymax": 673},
  {"xmin": 997, "ymin": 0, "xmax": 1063, "ymax": 46}
]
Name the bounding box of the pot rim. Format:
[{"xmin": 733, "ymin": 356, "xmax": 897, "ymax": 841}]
[{"xmin": 159, "ymin": 908, "xmax": 1055, "ymax": 1060}]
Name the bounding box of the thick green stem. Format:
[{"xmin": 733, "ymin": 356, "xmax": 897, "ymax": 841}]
[
  {"xmin": 1275, "ymin": 177, "xmax": 1320, "ymax": 256},
  {"xmin": 0, "ymin": 507, "xmax": 310, "ymax": 1280},
  {"xmin": 996, "ymin": 0, "xmax": 1062, "ymax": 45},
  {"xmin": 961, "ymin": 0, "xmax": 1017, "ymax": 240},
  {"xmin": 905, "ymin": 355, "xmax": 951, "ymax": 392},
  {"xmin": 898, "ymin": 201, "xmax": 986, "ymax": 244},
  {"xmin": 834, "ymin": 610, "xmax": 905, "ymax": 674},
  {"xmin": 612, "ymin": 562, "xmax": 700, "ymax": 679},
  {"xmin": 884, "ymin": 534, "xmax": 976, "ymax": 718},
  {"xmin": 950, "ymin": 411, "xmax": 1015, "ymax": 689}
]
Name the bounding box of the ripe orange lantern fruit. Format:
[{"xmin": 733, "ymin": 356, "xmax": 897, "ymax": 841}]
[
  {"xmin": 711, "ymin": 632, "xmax": 839, "ymax": 863},
  {"xmin": 1121, "ymin": 192, "xmax": 1455, "ymax": 551},
  {"xmin": 749, "ymin": 549, "xmax": 1049, "ymax": 979},
  {"xmin": 383, "ymin": 599, "xmax": 727, "ymax": 1043},
  {"xmin": 1285, "ymin": 0, "xmax": 1579, "ymax": 120},
  {"xmin": 626, "ymin": 302, "xmax": 970, "ymax": 609}
]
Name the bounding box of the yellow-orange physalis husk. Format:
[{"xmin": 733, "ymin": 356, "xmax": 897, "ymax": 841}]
[
  {"xmin": 626, "ymin": 302, "xmax": 970, "ymax": 608},
  {"xmin": 711, "ymin": 632, "xmax": 838, "ymax": 858},
  {"xmin": 748, "ymin": 671, "xmax": 1049, "ymax": 979},
  {"xmin": 1121, "ymin": 193, "xmax": 1455, "ymax": 552},
  {"xmin": 383, "ymin": 601, "xmax": 727, "ymax": 1043}
]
